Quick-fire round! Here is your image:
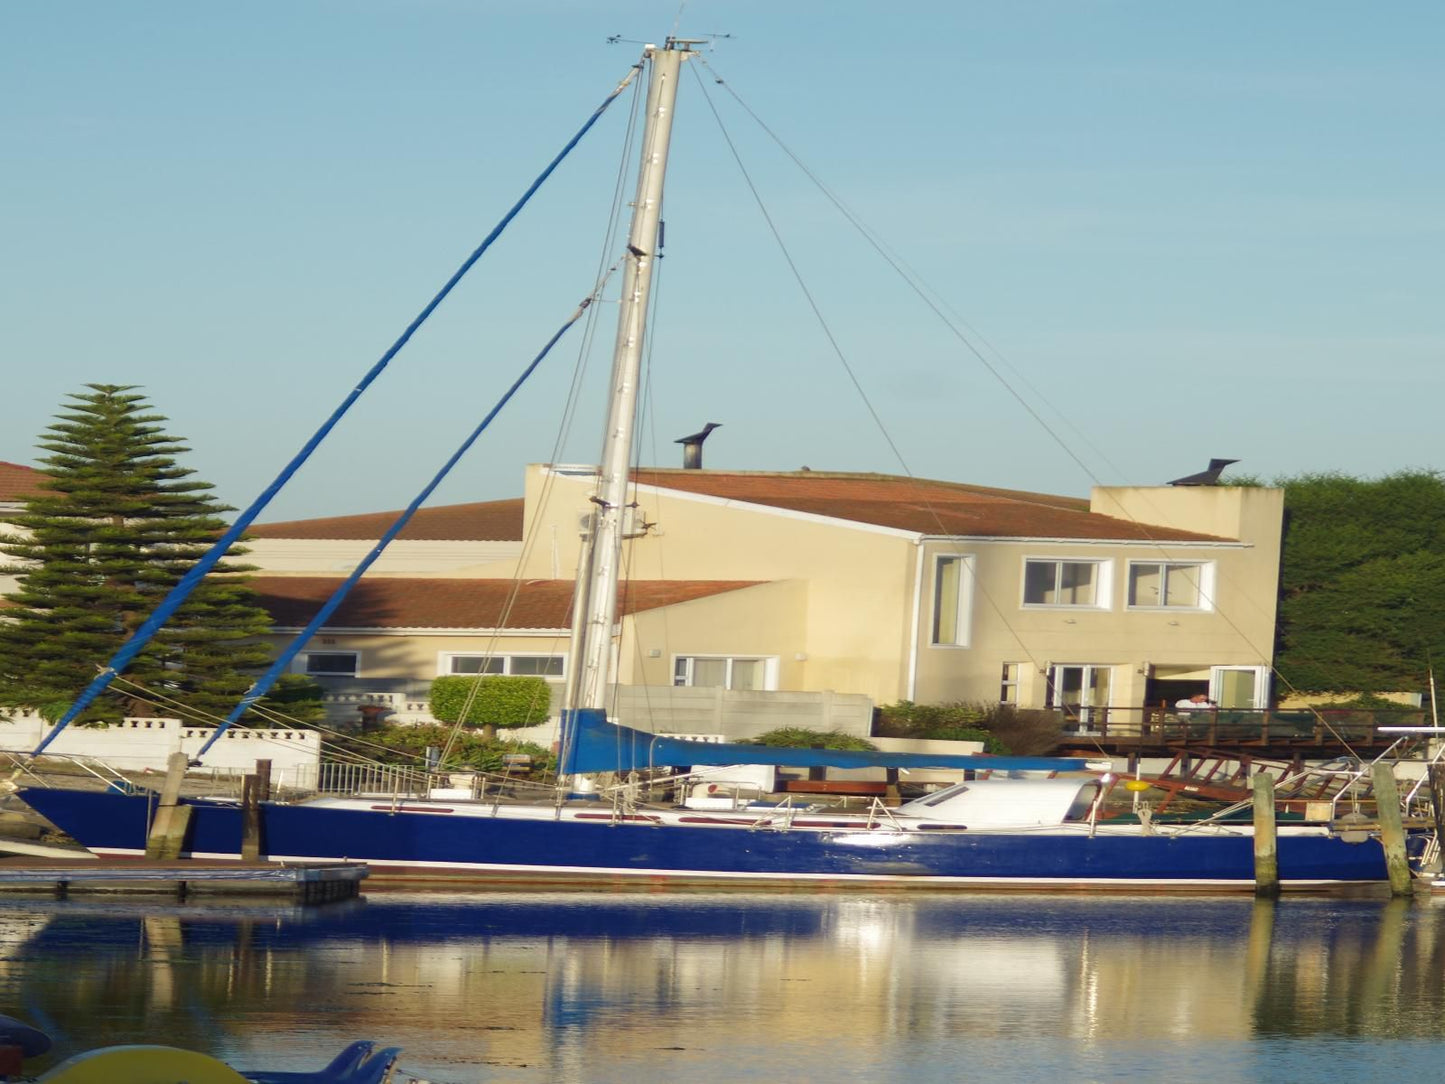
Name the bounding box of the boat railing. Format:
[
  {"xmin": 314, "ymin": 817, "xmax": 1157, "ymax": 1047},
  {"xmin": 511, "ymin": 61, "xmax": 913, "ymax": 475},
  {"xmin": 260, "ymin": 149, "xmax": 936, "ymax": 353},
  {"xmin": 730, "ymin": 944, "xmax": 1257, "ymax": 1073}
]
[
  {"xmin": 1, "ymin": 751, "xmax": 140, "ymax": 795},
  {"xmin": 864, "ymin": 798, "xmax": 904, "ymax": 830},
  {"xmin": 317, "ymin": 761, "xmax": 433, "ymax": 799}
]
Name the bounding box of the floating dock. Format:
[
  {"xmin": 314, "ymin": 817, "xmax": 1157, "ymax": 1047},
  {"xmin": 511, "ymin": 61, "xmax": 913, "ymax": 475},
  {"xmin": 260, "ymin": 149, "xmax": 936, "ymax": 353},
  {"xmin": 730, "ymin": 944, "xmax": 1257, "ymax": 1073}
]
[{"xmin": 0, "ymin": 858, "xmax": 368, "ymax": 903}]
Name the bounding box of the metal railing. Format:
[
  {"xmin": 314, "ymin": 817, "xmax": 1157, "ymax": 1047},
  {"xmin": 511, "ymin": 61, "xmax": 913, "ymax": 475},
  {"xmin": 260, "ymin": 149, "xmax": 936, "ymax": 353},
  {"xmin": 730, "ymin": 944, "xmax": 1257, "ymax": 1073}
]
[{"xmin": 1056, "ymin": 707, "xmax": 1427, "ymax": 747}]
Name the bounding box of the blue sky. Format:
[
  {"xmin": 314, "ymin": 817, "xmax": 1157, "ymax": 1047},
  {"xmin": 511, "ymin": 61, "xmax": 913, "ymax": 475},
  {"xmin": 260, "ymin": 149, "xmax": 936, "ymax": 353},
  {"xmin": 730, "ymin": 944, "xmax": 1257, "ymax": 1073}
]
[{"xmin": 4, "ymin": 2, "xmax": 1441, "ymax": 521}]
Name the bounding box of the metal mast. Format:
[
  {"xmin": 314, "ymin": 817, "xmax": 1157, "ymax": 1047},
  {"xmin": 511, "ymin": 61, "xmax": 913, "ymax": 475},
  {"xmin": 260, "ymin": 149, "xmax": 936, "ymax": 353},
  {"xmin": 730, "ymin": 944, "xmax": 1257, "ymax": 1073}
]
[{"xmin": 568, "ymin": 40, "xmax": 695, "ymax": 715}]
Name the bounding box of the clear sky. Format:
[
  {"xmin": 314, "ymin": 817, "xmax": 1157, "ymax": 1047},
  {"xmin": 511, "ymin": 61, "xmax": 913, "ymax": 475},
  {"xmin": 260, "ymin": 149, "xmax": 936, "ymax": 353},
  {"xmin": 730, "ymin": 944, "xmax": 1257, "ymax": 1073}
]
[{"xmin": 4, "ymin": 2, "xmax": 1442, "ymax": 522}]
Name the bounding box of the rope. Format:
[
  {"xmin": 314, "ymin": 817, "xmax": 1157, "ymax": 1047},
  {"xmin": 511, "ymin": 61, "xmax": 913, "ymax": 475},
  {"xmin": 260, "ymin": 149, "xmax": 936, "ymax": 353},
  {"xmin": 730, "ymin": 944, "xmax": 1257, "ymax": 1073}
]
[
  {"xmin": 196, "ymin": 287, "xmax": 612, "ymax": 757},
  {"xmin": 691, "ymin": 59, "xmax": 1366, "ymax": 756},
  {"xmin": 31, "ymin": 61, "xmax": 644, "ymax": 757}
]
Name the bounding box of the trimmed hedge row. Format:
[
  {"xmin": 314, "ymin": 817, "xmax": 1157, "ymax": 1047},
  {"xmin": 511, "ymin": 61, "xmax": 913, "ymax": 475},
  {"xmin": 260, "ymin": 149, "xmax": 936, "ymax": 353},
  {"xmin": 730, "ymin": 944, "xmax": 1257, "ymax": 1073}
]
[{"xmin": 428, "ymin": 675, "xmax": 552, "ymax": 728}]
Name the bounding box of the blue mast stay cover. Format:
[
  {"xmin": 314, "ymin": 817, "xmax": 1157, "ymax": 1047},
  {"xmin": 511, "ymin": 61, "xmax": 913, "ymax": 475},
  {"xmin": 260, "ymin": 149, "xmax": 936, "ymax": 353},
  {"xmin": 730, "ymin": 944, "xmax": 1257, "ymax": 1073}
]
[{"xmin": 559, "ymin": 709, "xmax": 1090, "ymax": 775}]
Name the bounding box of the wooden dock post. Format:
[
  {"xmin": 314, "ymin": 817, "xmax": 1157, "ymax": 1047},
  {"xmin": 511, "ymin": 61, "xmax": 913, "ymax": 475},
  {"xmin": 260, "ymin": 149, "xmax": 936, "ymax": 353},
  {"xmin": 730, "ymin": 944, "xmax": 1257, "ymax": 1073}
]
[
  {"xmin": 240, "ymin": 760, "xmax": 273, "ymax": 861},
  {"xmin": 145, "ymin": 752, "xmax": 194, "ymax": 861},
  {"xmin": 1252, "ymin": 772, "xmax": 1279, "ymax": 898},
  {"xmin": 1370, "ymin": 762, "xmax": 1413, "ymax": 897}
]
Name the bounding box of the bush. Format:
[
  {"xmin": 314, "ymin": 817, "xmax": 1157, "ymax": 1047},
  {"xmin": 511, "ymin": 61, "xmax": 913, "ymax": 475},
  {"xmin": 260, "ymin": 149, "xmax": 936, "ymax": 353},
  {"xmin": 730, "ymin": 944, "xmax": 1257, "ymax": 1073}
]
[
  {"xmin": 874, "ymin": 700, "xmax": 1064, "ymax": 756},
  {"xmin": 745, "ymin": 727, "xmax": 877, "ymax": 751},
  {"xmin": 338, "ymin": 723, "xmax": 556, "ymax": 775},
  {"xmin": 429, "ymin": 675, "xmax": 552, "ymax": 729}
]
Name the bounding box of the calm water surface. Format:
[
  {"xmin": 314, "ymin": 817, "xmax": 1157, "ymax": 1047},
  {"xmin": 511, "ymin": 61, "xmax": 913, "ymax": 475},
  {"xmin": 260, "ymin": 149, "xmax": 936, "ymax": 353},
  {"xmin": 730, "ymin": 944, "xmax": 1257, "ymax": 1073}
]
[{"xmin": 1, "ymin": 889, "xmax": 1443, "ymax": 1082}]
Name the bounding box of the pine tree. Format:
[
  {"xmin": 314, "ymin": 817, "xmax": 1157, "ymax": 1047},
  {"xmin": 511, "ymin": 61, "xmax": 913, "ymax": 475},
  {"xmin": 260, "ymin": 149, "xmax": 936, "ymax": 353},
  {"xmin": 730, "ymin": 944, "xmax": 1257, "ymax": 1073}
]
[{"xmin": 0, "ymin": 384, "xmax": 276, "ymax": 724}]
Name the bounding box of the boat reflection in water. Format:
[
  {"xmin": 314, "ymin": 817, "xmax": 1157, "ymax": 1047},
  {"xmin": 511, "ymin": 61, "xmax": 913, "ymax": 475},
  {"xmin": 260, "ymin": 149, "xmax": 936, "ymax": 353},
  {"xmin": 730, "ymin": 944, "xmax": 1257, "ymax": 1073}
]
[{"xmin": 1, "ymin": 892, "xmax": 1444, "ymax": 1081}]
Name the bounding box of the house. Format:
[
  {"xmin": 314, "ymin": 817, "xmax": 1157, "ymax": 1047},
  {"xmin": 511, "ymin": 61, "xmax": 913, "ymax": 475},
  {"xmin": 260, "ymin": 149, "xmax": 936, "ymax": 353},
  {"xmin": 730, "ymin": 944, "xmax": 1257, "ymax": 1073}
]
[
  {"xmin": 249, "ymin": 464, "xmax": 1285, "ymax": 730},
  {"xmin": 0, "ymin": 462, "xmax": 48, "ymax": 599}
]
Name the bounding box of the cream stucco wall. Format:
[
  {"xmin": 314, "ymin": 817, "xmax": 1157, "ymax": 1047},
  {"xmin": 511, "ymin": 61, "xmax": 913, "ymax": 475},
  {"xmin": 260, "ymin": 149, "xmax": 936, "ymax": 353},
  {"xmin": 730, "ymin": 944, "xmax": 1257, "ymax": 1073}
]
[
  {"xmin": 244, "ymin": 538, "xmax": 523, "ymax": 577},
  {"xmin": 268, "ymin": 628, "xmax": 572, "ymax": 681},
  {"xmin": 256, "ymin": 471, "xmax": 1286, "ymax": 716},
  {"xmin": 514, "ymin": 469, "xmax": 1285, "ymax": 711},
  {"xmin": 525, "ymin": 467, "xmax": 918, "ymax": 704}
]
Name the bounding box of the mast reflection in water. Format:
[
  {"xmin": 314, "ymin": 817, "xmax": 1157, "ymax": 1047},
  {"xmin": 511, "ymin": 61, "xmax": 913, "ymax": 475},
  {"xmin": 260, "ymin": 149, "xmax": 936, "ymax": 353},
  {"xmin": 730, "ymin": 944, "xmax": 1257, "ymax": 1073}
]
[{"xmin": 1, "ymin": 892, "xmax": 1444, "ymax": 1082}]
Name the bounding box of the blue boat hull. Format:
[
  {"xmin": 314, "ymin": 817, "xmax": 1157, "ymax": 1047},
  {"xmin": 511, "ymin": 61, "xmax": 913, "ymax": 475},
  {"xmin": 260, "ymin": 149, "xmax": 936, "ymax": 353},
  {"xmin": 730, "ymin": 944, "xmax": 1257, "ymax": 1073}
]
[{"xmin": 18, "ymin": 787, "xmax": 1404, "ymax": 890}]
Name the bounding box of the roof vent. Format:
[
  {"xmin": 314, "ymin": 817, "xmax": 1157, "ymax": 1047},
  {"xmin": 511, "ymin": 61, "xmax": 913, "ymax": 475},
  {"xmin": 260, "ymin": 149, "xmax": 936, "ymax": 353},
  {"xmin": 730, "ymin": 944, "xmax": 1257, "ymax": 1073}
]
[
  {"xmin": 1167, "ymin": 458, "xmax": 1239, "ymax": 486},
  {"xmin": 675, "ymin": 423, "xmax": 721, "ymax": 469}
]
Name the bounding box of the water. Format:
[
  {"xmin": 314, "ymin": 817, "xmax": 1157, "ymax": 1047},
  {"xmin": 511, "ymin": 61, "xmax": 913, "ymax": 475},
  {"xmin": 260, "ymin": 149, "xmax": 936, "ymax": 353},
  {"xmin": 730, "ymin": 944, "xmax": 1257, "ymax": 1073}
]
[{"xmin": 2, "ymin": 889, "xmax": 1443, "ymax": 1083}]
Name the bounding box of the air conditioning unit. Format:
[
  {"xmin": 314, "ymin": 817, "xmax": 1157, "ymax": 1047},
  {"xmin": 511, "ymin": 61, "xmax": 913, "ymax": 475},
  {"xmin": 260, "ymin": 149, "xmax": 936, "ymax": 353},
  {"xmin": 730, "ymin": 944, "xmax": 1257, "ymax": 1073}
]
[{"xmin": 577, "ymin": 507, "xmax": 650, "ymax": 539}]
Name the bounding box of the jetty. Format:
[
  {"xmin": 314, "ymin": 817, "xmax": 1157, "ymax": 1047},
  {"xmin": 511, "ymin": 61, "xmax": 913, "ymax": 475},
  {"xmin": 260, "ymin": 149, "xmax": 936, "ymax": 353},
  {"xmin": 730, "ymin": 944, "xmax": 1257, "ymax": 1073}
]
[{"xmin": 0, "ymin": 857, "xmax": 367, "ymax": 903}]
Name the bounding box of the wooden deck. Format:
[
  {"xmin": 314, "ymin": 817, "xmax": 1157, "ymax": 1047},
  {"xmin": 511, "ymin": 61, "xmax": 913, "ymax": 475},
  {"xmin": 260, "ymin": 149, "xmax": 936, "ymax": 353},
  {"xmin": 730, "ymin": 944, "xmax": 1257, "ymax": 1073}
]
[{"xmin": 0, "ymin": 857, "xmax": 368, "ymax": 903}]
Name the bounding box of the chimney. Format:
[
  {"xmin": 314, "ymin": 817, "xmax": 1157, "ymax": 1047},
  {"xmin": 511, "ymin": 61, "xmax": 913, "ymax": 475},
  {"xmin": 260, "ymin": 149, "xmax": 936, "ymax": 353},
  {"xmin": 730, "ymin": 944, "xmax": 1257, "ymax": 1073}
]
[{"xmin": 675, "ymin": 423, "xmax": 721, "ymax": 469}]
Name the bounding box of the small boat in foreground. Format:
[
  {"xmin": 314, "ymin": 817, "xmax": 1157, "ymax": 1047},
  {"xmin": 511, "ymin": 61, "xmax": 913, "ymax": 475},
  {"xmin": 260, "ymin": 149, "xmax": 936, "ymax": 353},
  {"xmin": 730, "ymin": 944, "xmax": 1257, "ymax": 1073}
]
[{"xmin": 0, "ymin": 1016, "xmax": 404, "ymax": 1084}]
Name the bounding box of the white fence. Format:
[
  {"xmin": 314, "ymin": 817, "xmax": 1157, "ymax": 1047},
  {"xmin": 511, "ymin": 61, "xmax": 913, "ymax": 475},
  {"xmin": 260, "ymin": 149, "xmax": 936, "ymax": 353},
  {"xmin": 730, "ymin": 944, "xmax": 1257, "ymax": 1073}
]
[{"xmin": 0, "ymin": 713, "xmax": 321, "ymax": 791}]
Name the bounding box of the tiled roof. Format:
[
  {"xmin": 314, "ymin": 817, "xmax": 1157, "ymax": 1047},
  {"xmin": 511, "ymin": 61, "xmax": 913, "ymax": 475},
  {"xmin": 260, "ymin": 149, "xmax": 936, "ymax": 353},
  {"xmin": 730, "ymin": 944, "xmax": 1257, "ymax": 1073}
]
[
  {"xmin": 0, "ymin": 462, "xmax": 48, "ymax": 503},
  {"xmin": 253, "ymin": 576, "xmax": 764, "ymax": 630},
  {"xmin": 248, "ymin": 498, "xmax": 525, "ymax": 542},
  {"xmin": 629, "ymin": 469, "xmax": 1226, "ymax": 542}
]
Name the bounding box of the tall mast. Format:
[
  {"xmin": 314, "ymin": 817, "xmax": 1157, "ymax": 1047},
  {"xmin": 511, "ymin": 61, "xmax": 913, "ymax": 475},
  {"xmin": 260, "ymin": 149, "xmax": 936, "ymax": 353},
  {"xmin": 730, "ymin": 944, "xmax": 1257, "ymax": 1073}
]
[{"xmin": 569, "ymin": 40, "xmax": 694, "ymax": 714}]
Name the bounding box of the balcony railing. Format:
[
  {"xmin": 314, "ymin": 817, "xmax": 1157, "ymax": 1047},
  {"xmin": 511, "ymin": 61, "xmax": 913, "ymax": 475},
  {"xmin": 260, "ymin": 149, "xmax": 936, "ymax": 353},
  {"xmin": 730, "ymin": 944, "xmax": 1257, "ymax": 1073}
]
[{"xmin": 1054, "ymin": 707, "xmax": 1428, "ymax": 748}]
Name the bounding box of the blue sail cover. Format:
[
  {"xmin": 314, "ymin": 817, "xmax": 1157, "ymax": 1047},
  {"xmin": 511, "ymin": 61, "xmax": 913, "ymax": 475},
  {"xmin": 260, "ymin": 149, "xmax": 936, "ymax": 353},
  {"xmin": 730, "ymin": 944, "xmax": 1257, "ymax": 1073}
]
[{"xmin": 559, "ymin": 709, "xmax": 1090, "ymax": 775}]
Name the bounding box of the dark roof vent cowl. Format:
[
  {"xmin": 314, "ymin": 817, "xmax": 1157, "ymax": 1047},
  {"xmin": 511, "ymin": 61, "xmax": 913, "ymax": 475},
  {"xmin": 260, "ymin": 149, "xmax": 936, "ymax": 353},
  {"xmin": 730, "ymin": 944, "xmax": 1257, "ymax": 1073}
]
[
  {"xmin": 1167, "ymin": 458, "xmax": 1239, "ymax": 486},
  {"xmin": 675, "ymin": 423, "xmax": 721, "ymax": 470}
]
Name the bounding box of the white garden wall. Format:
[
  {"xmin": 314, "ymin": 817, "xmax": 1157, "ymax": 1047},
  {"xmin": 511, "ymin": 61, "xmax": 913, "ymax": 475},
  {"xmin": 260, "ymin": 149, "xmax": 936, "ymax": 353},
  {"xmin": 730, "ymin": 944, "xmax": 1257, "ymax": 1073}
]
[{"xmin": 0, "ymin": 714, "xmax": 321, "ymax": 791}]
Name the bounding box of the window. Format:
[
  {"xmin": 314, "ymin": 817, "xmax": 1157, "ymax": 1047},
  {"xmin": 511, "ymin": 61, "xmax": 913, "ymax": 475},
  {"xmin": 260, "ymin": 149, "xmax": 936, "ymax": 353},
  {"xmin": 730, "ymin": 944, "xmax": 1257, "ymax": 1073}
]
[
  {"xmin": 1127, "ymin": 562, "xmax": 1212, "ymax": 609},
  {"xmin": 443, "ymin": 654, "xmax": 565, "ymax": 677},
  {"xmin": 931, "ymin": 555, "xmax": 973, "ymax": 646},
  {"xmin": 1047, "ymin": 664, "xmax": 1112, "ymax": 728},
  {"xmin": 1000, "ymin": 663, "xmax": 1023, "ymax": 705},
  {"xmin": 1023, "ymin": 559, "xmax": 1108, "ymax": 607},
  {"xmin": 673, "ymin": 656, "xmax": 773, "ymax": 690},
  {"xmin": 303, "ymin": 652, "xmax": 358, "ymax": 676}
]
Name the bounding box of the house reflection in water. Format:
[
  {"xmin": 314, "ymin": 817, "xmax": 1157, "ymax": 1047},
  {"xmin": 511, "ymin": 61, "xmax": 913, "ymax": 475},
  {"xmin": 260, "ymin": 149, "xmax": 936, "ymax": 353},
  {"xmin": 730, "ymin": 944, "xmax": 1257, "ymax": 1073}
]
[{"xmin": 0, "ymin": 893, "xmax": 1441, "ymax": 1080}]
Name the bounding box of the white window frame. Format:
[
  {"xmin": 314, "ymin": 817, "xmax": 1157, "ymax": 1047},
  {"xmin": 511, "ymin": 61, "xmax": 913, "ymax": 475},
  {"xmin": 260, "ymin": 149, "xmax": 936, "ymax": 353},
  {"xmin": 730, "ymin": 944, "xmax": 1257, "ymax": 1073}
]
[
  {"xmin": 297, "ymin": 651, "xmax": 360, "ymax": 677},
  {"xmin": 1000, "ymin": 662, "xmax": 1024, "ymax": 705},
  {"xmin": 930, "ymin": 553, "xmax": 975, "ymax": 647},
  {"xmin": 1125, "ymin": 560, "xmax": 1215, "ymax": 611},
  {"xmin": 1046, "ymin": 663, "xmax": 1113, "ymax": 727},
  {"xmin": 1210, "ymin": 665, "xmax": 1270, "ymax": 709},
  {"xmin": 1020, "ymin": 558, "xmax": 1112, "ymax": 610},
  {"xmin": 672, "ymin": 655, "xmax": 779, "ymax": 691},
  {"xmin": 437, "ymin": 652, "xmax": 566, "ymax": 678}
]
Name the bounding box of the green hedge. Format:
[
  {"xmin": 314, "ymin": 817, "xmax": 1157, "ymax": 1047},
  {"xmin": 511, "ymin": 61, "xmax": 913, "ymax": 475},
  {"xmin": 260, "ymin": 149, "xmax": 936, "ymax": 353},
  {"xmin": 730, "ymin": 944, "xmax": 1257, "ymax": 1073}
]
[
  {"xmin": 745, "ymin": 727, "xmax": 878, "ymax": 751},
  {"xmin": 344, "ymin": 724, "xmax": 556, "ymax": 774},
  {"xmin": 428, "ymin": 675, "xmax": 552, "ymax": 729}
]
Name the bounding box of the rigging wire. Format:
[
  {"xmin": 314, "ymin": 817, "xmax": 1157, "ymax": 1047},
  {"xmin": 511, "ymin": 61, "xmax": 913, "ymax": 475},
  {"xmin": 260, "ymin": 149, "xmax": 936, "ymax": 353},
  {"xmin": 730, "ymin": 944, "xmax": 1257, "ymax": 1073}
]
[
  {"xmin": 684, "ymin": 62, "xmax": 1051, "ymax": 683},
  {"xmin": 32, "ymin": 60, "xmax": 647, "ymax": 757},
  {"xmin": 690, "ymin": 59, "xmax": 1361, "ymax": 755},
  {"xmin": 195, "ymin": 284, "xmax": 614, "ymax": 758},
  {"xmin": 435, "ymin": 70, "xmax": 650, "ymax": 773}
]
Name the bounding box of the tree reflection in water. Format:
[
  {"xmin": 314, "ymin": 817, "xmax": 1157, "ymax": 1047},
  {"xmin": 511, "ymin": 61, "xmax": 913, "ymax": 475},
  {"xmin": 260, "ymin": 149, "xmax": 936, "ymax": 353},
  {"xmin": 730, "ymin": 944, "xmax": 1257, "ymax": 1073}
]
[{"xmin": 1, "ymin": 892, "xmax": 1444, "ymax": 1082}]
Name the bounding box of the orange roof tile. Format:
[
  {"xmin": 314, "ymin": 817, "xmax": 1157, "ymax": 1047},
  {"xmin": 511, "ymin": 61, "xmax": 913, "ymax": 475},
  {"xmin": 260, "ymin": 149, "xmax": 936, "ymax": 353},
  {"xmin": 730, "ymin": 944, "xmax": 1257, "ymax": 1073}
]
[
  {"xmin": 249, "ymin": 498, "xmax": 524, "ymax": 542},
  {"xmin": 628, "ymin": 469, "xmax": 1227, "ymax": 542},
  {"xmin": 253, "ymin": 575, "xmax": 764, "ymax": 630},
  {"xmin": 0, "ymin": 462, "xmax": 49, "ymax": 503}
]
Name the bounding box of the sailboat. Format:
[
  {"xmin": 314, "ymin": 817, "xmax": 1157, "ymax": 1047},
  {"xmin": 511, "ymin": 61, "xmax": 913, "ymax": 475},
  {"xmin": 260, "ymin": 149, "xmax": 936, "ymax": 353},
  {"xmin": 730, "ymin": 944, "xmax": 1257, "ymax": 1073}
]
[{"xmin": 12, "ymin": 40, "xmax": 1423, "ymax": 891}]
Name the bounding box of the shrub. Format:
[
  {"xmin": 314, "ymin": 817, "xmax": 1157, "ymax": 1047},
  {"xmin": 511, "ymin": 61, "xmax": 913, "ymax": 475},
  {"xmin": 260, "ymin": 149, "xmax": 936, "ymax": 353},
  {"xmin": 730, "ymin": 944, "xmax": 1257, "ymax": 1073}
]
[
  {"xmin": 874, "ymin": 700, "xmax": 1064, "ymax": 756},
  {"xmin": 745, "ymin": 727, "xmax": 877, "ymax": 751},
  {"xmin": 336, "ymin": 723, "xmax": 556, "ymax": 775},
  {"xmin": 428, "ymin": 675, "xmax": 552, "ymax": 729}
]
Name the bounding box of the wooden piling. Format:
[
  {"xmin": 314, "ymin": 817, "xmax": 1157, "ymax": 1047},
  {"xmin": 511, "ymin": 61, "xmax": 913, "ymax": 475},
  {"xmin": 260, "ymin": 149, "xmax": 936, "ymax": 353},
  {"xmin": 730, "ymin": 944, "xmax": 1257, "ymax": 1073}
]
[
  {"xmin": 1370, "ymin": 762, "xmax": 1413, "ymax": 898},
  {"xmin": 145, "ymin": 752, "xmax": 194, "ymax": 861},
  {"xmin": 1252, "ymin": 772, "xmax": 1279, "ymax": 898}
]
